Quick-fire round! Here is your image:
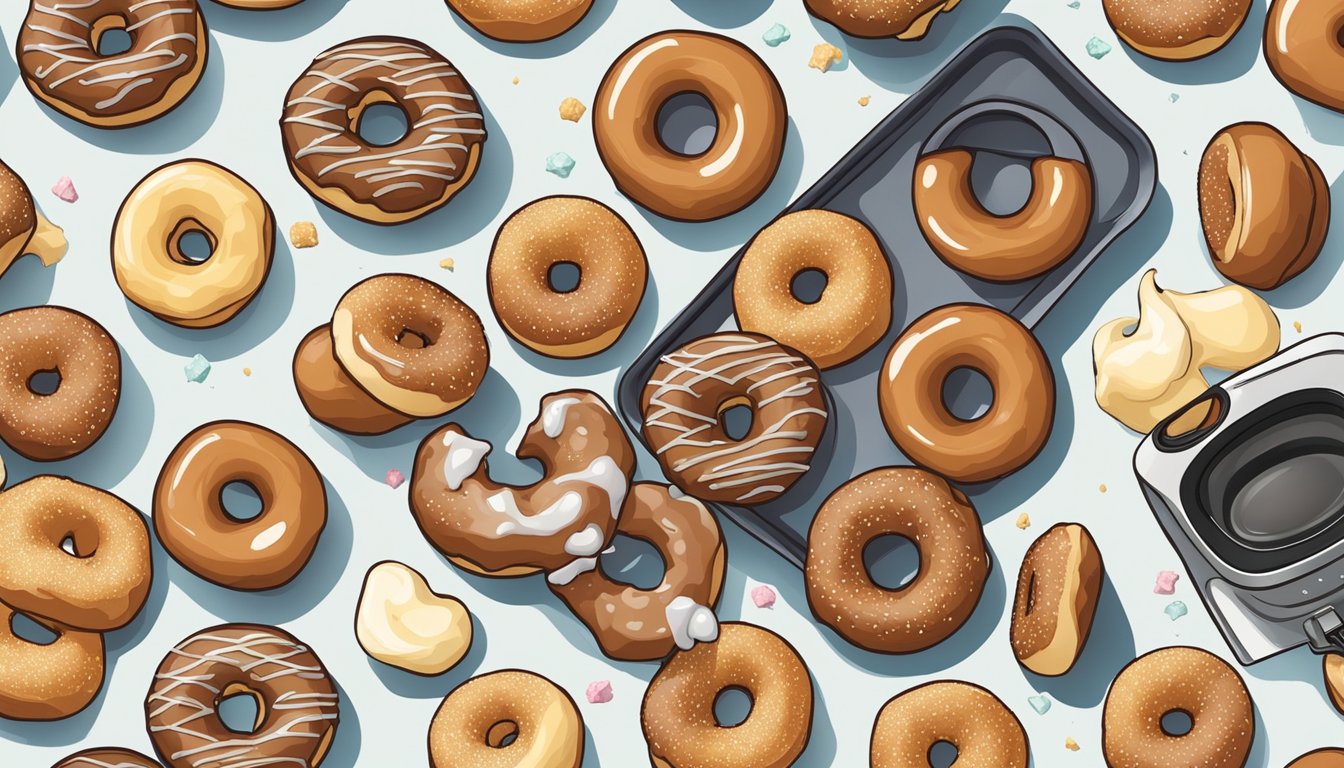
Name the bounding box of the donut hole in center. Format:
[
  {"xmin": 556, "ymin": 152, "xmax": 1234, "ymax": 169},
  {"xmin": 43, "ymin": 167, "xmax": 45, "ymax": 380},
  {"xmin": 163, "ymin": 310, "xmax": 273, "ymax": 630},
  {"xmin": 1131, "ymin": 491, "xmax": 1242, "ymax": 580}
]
[
  {"xmin": 656, "ymin": 91, "xmax": 718, "ymax": 157},
  {"xmin": 27, "ymin": 368, "xmax": 61, "ymax": 396},
  {"xmin": 395, "ymin": 329, "xmax": 430, "ymax": 349},
  {"xmin": 220, "ymin": 481, "xmax": 265, "ymax": 523},
  {"xmin": 970, "ymin": 152, "xmax": 1034, "ymax": 217},
  {"xmin": 928, "ymin": 740, "xmax": 960, "ymax": 768},
  {"xmin": 169, "ymin": 221, "xmax": 216, "ymax": 266},
  {"xmin": 717, "ymin": 396, "xmax": 754, "ymax": 442},
  {"xmin": 1160, "ymin": 709, "xmax": 1194, "ymax": 737},
  {"xmin": 790, "ymin": 268, "xmax": 828, "ymax": 305},
  {"xmin": 10, "ymin": 613, "xmax": 58, "ymax": 646},
  {"xmin": 598, "ymin": 533, "xmax": 666, "ymax": 590},
  {"xmin": 352, "ymin": 91, "xmax": 409, "ymax": 148},
  {"xmin": 713, "ymin": 686, "xmax": 753, "ymax": 728},
  {"xmin": 942, "ymin": 366, "xmax": 994, "ymax": 422},
  {"xmin": 485, "ymin": 720, "xmax": 520, "ymax": 748},
  {"xmin": 547, "ymin": 261, "xmax": 582, "ymax": 294},
  {"xmin": 218, "ymin": 685, "xmax": 264, "ymax": 734},
  {"xmin": 863, "ymin": 534, "xmax": 920, "ymax": 591},
  {"xmin": 92, "ymin": 15, "xmax": 133, "ymax": 57}
]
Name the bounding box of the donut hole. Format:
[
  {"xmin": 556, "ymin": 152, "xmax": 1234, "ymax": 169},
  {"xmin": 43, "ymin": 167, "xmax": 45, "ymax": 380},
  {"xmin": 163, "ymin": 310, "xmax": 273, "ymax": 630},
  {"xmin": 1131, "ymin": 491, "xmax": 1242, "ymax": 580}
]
[
  {"xmin": 10, "ymin": 613, "xmax": 58, "ymax": 646},
  {"xmin": 485, "ymin": 720, "xmax": 520, "ymax": 748},
  {"xmin": 942, "ymin": 366, "xmax": 994, "ymax": 422},
  {"xmin": 353, "ymin": 91, "xmax": 410, "ymax": 148},
  {"xmin": 220, "ymin": 481, "xmax": 265, "ymax": 523},
  {"xmin": 928, "ymin": 740, "xmax": 960, "ymax": 768},
  {"xmin": 169, "ymin": 221, "xmax": 216, "ymax": 266},
  {"xmin": 547, "ymin": 261, "xmax": 583, "ymax": 294},
  {"xmin": 712, "ymin": 686, "xmax": 753, "ymax": 728},
  {"xmin": 970, "ymin": 152, "xmax": 1034, "ymax": 216},
  {"xmin": 395, "ymin": 329, "xmax": 431, "ymax": 349},
  {"xmin": 656, "ymin": 91, "xmax": 718, "ymax": 157},
  {"xmin": 599, "ymin": 533, "xmax": 667, "ymax": 590},
  {"xmin": 790, "ymin": 268, "xmax": 828, "ymax": 305},
  {"xmin": 717, "ymin": 397, "xmax": 754, "ymax": 442},
  {"xmin": 59, "ymin": 536, "xmax": 78, "ymax": 556},
  {"xmin": 863, "ymin": 534, "xmax": 920, "ymax": 590},
  {"xmin": 92, "ymin": 15, "xmax": 133, "ymax": 57},
  {"xmin": 1160, "ymin": 709, "xmax": 1194, "ymax": 737},
  {"xmin": 218, "ymin": 686, "xmax": 264, "ymax": 734},
  {"xmin": 27, "ymin": 368, "xmax": 61, "ymax": 396}
]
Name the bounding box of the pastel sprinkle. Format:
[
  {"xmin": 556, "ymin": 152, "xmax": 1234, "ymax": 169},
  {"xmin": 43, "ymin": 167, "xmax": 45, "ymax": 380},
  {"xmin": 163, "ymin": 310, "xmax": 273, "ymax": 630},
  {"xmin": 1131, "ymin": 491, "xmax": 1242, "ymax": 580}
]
[
  {"xmin": 546, "ymin": 152, "xmax": 576, "ymax": 178},
  {"xmin": 858, "ymin": 95, "xmax": 871, "ymax": 106},
  {"xmin": 762, "ymin": 23, "xmax": 791, "ymax": 47},
  {"xmin": 184, "ymin": 354, "xmax": 211, "ymax": 383},
  {"xmin": 751, "ymin": 585, "xmax": 777, "ymax": 609},
  {"xmin": 559, "ymin": 97, "xmax": 587, "ymax": 122},
  {"xmin": 1099, "ymin": 484, "xmax": 1108, "ymax": 493},
  {"xmin": 1169, "ymin": 93, "xmax": 1180, "ymax": 103},
  {"xmin": 1065, "ymin": 737, "xmax": 1080, "ymax": 751},
  {"xmin": 51, "ymin": 176, "xmax": 78, "ymax": 203},
  {"xmin": 1028, "ymin": 694, "xmax": 1052, "ymax": 714},
  {"xmin": 585, "ymin": 680, "xmax": 613, "ymax": 704},
  {"xmin": 439, "ymin": 257, "xmax": 455, "ymax": 270},
  {"xmin": 1165, "ymin": 600, "xmax": 1188, "ymax": 621},
  {"xmin": 242, "ymin": 367, "xmax": 252, "ymax": 377},
  {"xmin": 386, "ymin": 469, "xmax": 405, "ymax": 489},
  {"xmin": 1086, "ymin": 37, "xmax": 1112, "ymax": 59},
  {"xmin": 511, "ymin": 76, "xmax": 520, "ymax": 84},
  {"xmin": 1154, "ymin": 570, "xmax": 1180, "ymax": 595},
  {"xmin": 1067, "ymin": 0, "xmax": 1080, "ymax": 7}
]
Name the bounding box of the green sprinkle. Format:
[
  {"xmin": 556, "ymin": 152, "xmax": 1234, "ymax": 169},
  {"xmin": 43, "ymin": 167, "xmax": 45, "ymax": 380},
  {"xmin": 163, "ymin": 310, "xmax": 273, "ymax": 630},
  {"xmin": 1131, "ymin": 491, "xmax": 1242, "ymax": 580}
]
[
  {"xmin": 1028, "ymin": 694, "xmax": 1052, "ymax": 715},
  {"xmin": 763, "ymin": 23, "xmax": 791, "ymax": 47},
  {"xmin": 184, "ymin": 354, "xmax": 211, "ymax": 383},
  {"xmin": 1086, "ymin": 36, "xmax": 1112, "ymax": 59},
  {"xmin": 1165, "ymin": 601, "xmax": 1188, "ymax": 621}
]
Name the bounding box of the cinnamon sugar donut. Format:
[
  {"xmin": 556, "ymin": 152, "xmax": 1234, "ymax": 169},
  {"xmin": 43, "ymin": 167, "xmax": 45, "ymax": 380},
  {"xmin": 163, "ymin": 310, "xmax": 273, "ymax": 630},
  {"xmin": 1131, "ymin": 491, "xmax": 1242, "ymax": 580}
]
[
  {"xmin": 488, "ymin": 196, "xmax": 648, "ymax": 358},
  {"xmin": 17, "ymin": 0, "xmax": 208, "ymax": 127},
  {"xmin": 1266, "ymin": 0, "xmax": 1344, "ymax": 112},
  {"xmin": 54, "ymin": 749, "xmax": 162, "ymax": 768},
  {"xmin": 0, "ymin": 158, "xmax": 67, "ymax": 280},
  {"xmin": 293, "ymin": 325, "xmax": 415, "ymax": 435},
  {"xmin": 0, "ymin": 603, "xmax": 104, "ymax": 721},
  {"xmin": 871, "ymin": 681, "xmax": 1028, "ymax": 768},
  {"xmin": 281, "ymin": 37, "xmax": 487, "ymax": 224},
  {"xmin": 445, "ymin": 0, "xmax": 594, "ymax": 42},
  {"xmin": 1290, "ymin": 750, "xmax": 1344, "ymax": 768},
  {"xmin": 331, "ymin": 274, "xmax": 489, "ymax": 418},
  {"xmin": 1104, "ymin": 0, "xmax": 1252, "ymax": 60},
  {"xmin": 0, "ymin": 306, "xmax": 120, "ymax": 461},
  {"xmin": 1011, "ymin": 523, "xmax": 1103, "ymax": 676},
  {"xmin": 429, "ymin": 669, "xmax": 584, "ymax": 768},
  {"xmin": 805, "ymin": 0, "xmax": 962, "ymax": 39}
]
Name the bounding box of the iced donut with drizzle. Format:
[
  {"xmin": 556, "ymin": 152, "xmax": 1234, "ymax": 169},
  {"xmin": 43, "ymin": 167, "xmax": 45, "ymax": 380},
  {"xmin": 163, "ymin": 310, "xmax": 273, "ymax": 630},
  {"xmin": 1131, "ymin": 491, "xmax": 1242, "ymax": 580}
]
[
  {"xmin": 145, "ymin": 623, "xmax": 339, "ymax": 768},
  {"xmin": 16, "ymin": 0, "xmax": 208, "ymax": 128},
  {"xmin": 641, "ymin": 332, "xmax": 828, "ymax": 505},
  {"xmin": 409, "ymin": 390, "xmax": 635, "ymax": 577},
  {"xmin": 280, "ymin": 36, "xmax": 487, "ymax": 225}
]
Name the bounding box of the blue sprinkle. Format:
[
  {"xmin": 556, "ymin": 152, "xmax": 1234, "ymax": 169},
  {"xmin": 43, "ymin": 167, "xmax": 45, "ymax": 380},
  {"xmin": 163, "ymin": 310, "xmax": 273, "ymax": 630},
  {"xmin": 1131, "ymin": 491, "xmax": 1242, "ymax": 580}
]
[
  {"xmin": 1165, "ymin": 601, "xmax": 1188, "ymax": 621},
  {"xmin": 1169, "ymin": 93, "xmax": 1180, "ymax": 103},
  {"xmin": 184, "ymin": 354, "xmax": 211, "ymax": 383},
  {"xmin": 1028, "ymin": 694, "xmax": 1052, "ymax": 715},
  {"xmin": 546, "ymin": 152, "xmax": 576, "ymax": 178},
  {"xmin": 1086, "ymin": 36, "xmax": 1112, "ymax": 59},
  {"xmin": 763, "ymin": 23, "xmax": 791, "ymax": 47},
  {"xmin": 1067, "ymin": 0, "xmax": 1080, "ymax": 6}
]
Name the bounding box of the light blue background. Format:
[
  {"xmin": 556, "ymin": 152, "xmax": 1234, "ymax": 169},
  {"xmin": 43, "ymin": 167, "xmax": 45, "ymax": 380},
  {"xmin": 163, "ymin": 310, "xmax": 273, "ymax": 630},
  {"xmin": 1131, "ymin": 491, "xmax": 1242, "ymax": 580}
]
[{"xmin": 2, "ymin": 0, "xmax": 1341, "ymax": 765}]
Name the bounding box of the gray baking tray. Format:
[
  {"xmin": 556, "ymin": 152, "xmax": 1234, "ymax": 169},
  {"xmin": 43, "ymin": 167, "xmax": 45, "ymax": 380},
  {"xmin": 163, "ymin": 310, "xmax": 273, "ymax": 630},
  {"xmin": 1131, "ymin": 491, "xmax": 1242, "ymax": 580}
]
[{"xmin": 617, "ymin": 21, "xmax": 1157, "ymax": 568}]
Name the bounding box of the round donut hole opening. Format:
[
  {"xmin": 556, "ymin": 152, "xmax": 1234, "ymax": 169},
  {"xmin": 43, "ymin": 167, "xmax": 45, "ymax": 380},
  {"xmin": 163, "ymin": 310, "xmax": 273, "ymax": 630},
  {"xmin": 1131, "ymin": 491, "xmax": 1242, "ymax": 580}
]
[
  {"xmin": 220, "ymin": 481, "xmax": 265, "ymax": 523},
  {"xmin": 395, "ymin": 328, "xmax": 431, "ymax": 350},
  {"xmin": 863, "ymin": 534, "xmax": 920, "ymax": 591},
  {"xmin": 942, "ymin": 366, "xmax": 994, "ymax": 422},
  {"xmin": 92, "ymin": 15, "xmax": 133, "ymax": 57},
  {"xmin": 598, "ymin": 533, "xmax": 667, "ymax": 590},
  {"xmin": 790, "ymin": 268, "xmax": 829, "ymax": 305},
  {"xmin": 10, "ymin": 613, "xmax": 59, "ymax": 646},
  {"xmin": 485, "ymin": 720, "xmax": 520, "ymax": 749},
  {"xmin": 354, "ymin": 93, "xmax": 410, "ymax": 148},
  {"xmin": 928, "ymin": 740, "xmax": 960, "ymax": 768},
  {"xmin": 1160, "ymin": 709, "xmax": 1194, "ymax": 737},
  {"xmin": 27, "ymin": 368, "xmax": 61, "ymax": 396},
  {"xmin": 656, "ymin": 91, "xmax": 718, "ymax": 157},
  {"xmin": 172, "ymin": 226, "xmax": 216, "ymax": 266},
  {"xmin": 218, "ymin": 687, "xmax": 264, "ymax": 734},
  {"xmin": 969, "ymin": 152, "xmax": 1034, "ymax": 217},
  {"xmin": 548, "ymin": 261, "xmax": 582, "ymax": 294},
  {"xmin": 717, "ymin": 396, "xmax": 754, "ymax": 442},
  {"xmin": 712, "ymin": 686, "xmax": 753, "ymax": 728}
]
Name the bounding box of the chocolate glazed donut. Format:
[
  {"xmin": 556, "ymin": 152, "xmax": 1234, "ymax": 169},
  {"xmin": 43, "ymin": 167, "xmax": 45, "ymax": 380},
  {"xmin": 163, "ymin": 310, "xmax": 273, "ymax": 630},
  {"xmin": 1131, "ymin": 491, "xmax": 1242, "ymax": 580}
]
[{"xmin": 54, "ymin": 748, "xmax": 162, "ymax": 768}]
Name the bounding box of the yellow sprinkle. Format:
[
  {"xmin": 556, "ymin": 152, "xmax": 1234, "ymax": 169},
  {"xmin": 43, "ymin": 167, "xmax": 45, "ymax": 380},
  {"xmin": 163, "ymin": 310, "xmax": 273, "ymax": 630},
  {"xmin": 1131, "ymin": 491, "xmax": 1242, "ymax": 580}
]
[
  {"xmin": 1015, "ymin": 512, "xmax": 1031, "ymax": 529},
  {"xmin": 1294, "ymin": 320, "xmax": 1303, "ymax": 333},
  {"xmin": 289, "ymin": 221, "xmax": 318, "ymax": 249},
  {"xmin": 559, "ymin": 97, "xmax": 587, "ymax": 122},
  {"xmin": 242, "ymin": 367, "xmax": 252, "ymax": 377},
  {"xmin": 439, "ymin": 257, "xmax": 455, "ymax": 270},
  {"xmin": 512, "ymin": 76, "xmax": 520, "ymax": 85},
  {"xmin": 858, "ymin": 95, "xmax": 870, "ymax": 106},
  {"xmin": 1065, "ymin": 737, "xmax": 1080, "ymax": 752},
  {"xmin": 809, "ymin": 43, "xmax": 843, "ymax": 73},
  {"xmin": 1099, "ymin": 483, "xmax": 1107, "ymax": 493}
]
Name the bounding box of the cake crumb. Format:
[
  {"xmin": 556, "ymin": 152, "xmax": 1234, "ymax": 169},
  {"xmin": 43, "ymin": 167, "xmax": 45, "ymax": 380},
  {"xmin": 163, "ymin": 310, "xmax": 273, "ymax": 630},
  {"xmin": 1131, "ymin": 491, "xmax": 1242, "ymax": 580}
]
[
  {"xmin": 809, "ymin": 43, "xmax": 843, "ymax": 73},
  {"xmin": 1015, "ymin": 512, "xmax": 1031, "ymax": 530},
  {"xmin": 439, "ymin": 257, "xmax": 455, "ymax": 270},
  {"xmin": 1294, "ymin": 320, "xmax": 1303, "ymax": 333},
  {"xmin": 858, "ymin": 95, "xmax": 870, "ymax": 106},
  {"xmin": 1099, "ymin": 483, "xmax": 1107, "ymax": 493},
  {"xmin": 559, "ymin": 97, "xmax": 587, "ymax": 122},
  {"xmin": 289, "ymin": 221, "xmax": 318, "ymax": 249},
  {"xmin": 512, "ymin": 76, "xmax": 520, "ymax": 85},
  {"xmin": 1065, "ymin": 737, "xmax": 1080, "ymax": 751},
  {"xmin": 242, "ymin": 367, "xmax": 252, "ymax": 377}
]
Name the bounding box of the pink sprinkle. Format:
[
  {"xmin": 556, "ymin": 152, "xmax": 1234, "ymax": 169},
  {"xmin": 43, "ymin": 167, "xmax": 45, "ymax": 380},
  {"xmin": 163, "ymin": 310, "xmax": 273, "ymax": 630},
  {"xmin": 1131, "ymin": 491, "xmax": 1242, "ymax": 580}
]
[
  {"xmin": 51, "ymin": 176, "xmax": 78, "ymax": 203},
  {"xmin": 585, "ymin": 680, "xmax": 613, "ymax": 704},
  {"xmin": 751, "ymin": 585, "xmax": 777, "ymax": 609},
  {"xmin": 385, "ymin": 469, "xmax": 405, "ymax": 489},
  {"xmin": 1154, "ymin": 570, "xmax": 1180, "ymax": 595}
]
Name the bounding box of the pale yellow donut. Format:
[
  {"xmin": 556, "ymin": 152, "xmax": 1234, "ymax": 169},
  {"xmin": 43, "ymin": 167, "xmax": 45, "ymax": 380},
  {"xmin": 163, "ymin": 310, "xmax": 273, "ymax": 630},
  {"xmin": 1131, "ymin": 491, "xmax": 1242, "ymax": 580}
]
[{"xmin": 112, "ymin": 160, "xmax": 275, "ymax": 328}]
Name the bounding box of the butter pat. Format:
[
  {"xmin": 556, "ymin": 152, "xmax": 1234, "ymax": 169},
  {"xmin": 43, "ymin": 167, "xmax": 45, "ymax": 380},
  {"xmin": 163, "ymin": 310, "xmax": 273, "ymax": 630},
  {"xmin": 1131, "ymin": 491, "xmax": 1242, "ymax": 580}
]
[{"xmin": 356, "ymin": 561, "xmax": 472, "ymax": 675}]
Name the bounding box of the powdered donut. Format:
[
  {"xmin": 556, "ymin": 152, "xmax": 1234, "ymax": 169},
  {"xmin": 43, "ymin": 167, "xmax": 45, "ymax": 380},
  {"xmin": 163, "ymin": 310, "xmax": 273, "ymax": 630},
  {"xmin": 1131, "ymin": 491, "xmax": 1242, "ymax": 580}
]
[
  {"xmin": 445, "ymin": 0, "xmax": 593, "ymax": 42},
  {"xmin": 0, "ymin": 603, "xmax": 104, "ymax": 721},
  {"xmin": 53, "ymin": 748, "xmax": 162, "ymax": 768},
  {"xmin": 871, "ymin": 681, "xmax": 1028, "ymax": 767},
  {"xmin": 293, "ymin": 324, "xmax": 415, "ymax": 435},
  {"xmin": 429, "ymin": 669, "xmax": 583, "ymax": 768}
]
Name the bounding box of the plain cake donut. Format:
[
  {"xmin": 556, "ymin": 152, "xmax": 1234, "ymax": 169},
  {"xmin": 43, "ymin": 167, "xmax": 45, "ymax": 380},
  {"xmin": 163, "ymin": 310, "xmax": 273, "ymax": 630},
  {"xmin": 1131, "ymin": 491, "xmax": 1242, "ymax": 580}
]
[
  {"xmin": 445, "ymin": 0, "xmax": 593, "ymax": 42},
  {"xmin": 429, "ymin": 669, "xmax": 583, "ymax": 768},
  {"xmin": 1289, "ymin": 749, "xmax": 1344, "ymax": 768},
  {"xmin": 0, "ymin": 603, "xmax": 104, "ymax": 721},
  {"xmin": 804, "ymin": 0, "xmax": 962, "ymax": 39},
  {"xmin": 1010, "ymin": 523, "xmax": 1103, "ymax": 676},
  {"xmin": 1103, "ymin": 0, "xmax": 1252, "ymax": 60},
  {"xmin": 871, "ymin": 681, "xmax": 1028, "ymax": 768}
]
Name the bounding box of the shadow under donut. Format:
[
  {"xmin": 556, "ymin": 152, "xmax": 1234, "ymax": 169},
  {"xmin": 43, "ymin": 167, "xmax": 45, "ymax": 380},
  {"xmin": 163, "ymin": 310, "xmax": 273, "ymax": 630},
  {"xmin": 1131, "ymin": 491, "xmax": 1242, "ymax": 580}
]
[
  {"xmin": 200, "ymin": 0, "xmax": 349, "ymax": 42},
  {"xmin": 669, "ymin": 0, "xmax": 772, "ymax": 29},
  {"xmin": 0, "ymin": 27, "xmax": 17, "ymax": 116},
  {"xmin": 323, "ymin": 676, "xmax": 364, "ymax": 768},
  {"xmin": 0, "ymin": 255, "xmax": 58, "ymax": 314},
  {"xmin": 1022, "ymin": 575, "xmax": 1135, "ymax": 709}
]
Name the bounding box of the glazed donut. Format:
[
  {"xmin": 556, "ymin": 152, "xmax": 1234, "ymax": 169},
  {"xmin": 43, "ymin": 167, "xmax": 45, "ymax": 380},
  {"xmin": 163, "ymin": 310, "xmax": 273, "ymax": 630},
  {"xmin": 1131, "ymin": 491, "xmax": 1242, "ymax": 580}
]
[
  {"xmin": 281, "ymin": 37, "xmax": 486, "ymax": 224},
  {"xmin": 215, "ymin": 0, "xmax": 303, "ymax": 8},
  {"xmin": 1010, "ymin": 523, "xmax": 1103, "ymax": 676},
  {"xmin": 331, "ymin": 273, "xmax": 489, "ymax": 418},
  {"xmin": 1103, "ymin": 0, "xmax": 1251, "ymax": 60},
  {"xmin": 805, "ymin": 467, "xmax": 989, "ymax": 653},
  {"xmin": 734, "ymin": 209, "xmax": 893, "ymax": 370},
  {"xmin": 445, "ymin": 0, "xmax": 593, "ymax": 42},
  {"xmin": 593, "ymin": 31, "xmax": 787, "ymax": 222},
  {"xmin": 0, "ymin": 603, "xmax": 104, "ymax": 721},
  {"xmin": 1199, "ymin": 122, "xmax": 1329, "ymax": 289},
  {"xmin": 153, "ymin": 421, "xmax": 327, "ymax": 591},
  {"xmin": 1325, "ymin": 653, "xmax": 1344, "ymax": 714},
  {"xmin": 871, "ymin": 681, "xmax": 1028, "ymax": 768},
  {"xmin": 112, "ymin": 160, "xmax": 275, "ymax": 328},
  {"xmin": 409, "ymin": 390, "xmax": 635, "ymax": 576},
  {"xmin": 16, "ymin": 0, "xmax": 208, "ymax": 128},
  {"xmin": 804, "ymin": 0, "xmax": 961, "ymax": 39},
  {"xmin": 1290, "ymin": 749, "xmax": 1344, "ymax": 768},
  {"xmin": 293, "ymin": 324, "xmax": 414, "ymax": 435},
  {"xmin": 0, "ymin": 476, "xmax": 151, "ymax": 631},
  {"xmin": 914, "ymin": 149, "xmax": 1093, "ymax": 282},
  {"xmin": 641, "ymin": 622, "xmax": 813, "ymax": 768},
  {"xmin": 429, "ymin": 669, "xmax": 583, "ymax": 768},
  {"xmin": 54, "ymin": 749, "xmax": 161, "ymax": 768},
  {"xmin": 488, "ymin": 196, "xmax": 648, "ymax": 358},
  {"xmin": 0, "ymin": 158, "xmax": 67, "ymax": 280},
  {"xmin": 0, "ymin": 306, "xmax": 120, "ymax": 461},
  {"xmin": 878, "ymin": 304, "xmax": 1054, "ymax": 484},
  {"xmin": 641, "ymin": 332, "xmax": 828, "ymax": 505},
  {"xmin": 549, "ymin": 483, "xmax": 726, "ymax": 661},
  {"xmin": 1102, "ymin": 646, "xmax": 1254, "ymax": 768},
  {"xmin": 146, "ymin": 624, "xmax": 340, "ymax": 768},
  {"xmin": 1267, "ymin": 0, "xmax": 1344, "ymax": 112}
]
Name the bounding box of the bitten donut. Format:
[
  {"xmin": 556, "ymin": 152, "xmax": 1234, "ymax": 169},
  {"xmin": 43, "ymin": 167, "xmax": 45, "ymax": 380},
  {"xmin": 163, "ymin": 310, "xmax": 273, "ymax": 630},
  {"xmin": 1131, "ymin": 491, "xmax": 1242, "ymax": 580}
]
[
  {"xmin": 0, "ymin": 476, "xmax": 151, "ymax": 632},
  {"xmin": 641, "ymin": 332, "xmax": 828, "ymax": 505},
  {"xmin": 1290, "ymin": 750, "xmax": 1344, "ymax": 768},
  {"xmin": 594, "ymin": 31, "xmax": 787, "ymax": 222},
  {"xmin": 734, "ymin": 209, "xmax": 893, "ymax": 370},
  {"xmin": 0, "ymin": 306, "xmax": 120, "ymax": 461},
  {"xmin": 489, "ymin": 196, "xmax": 648, "ymax": 358},
  {"xmin": 332, "ymin": 274, "xmax": 489, "ymax": 418},
  {"xmin": 146, "ymin": 624, "xmax": 339, "ymax": 768},
  {"xmin": 871, "ymin": 681, "xmax": 1028, "ymax": 768},
  {"xmin": 54, "ymin": 748, "xmax": 162, "ymax": 768},
  {"xmin": 879, "ymin": 305, "xmax": 1054, "ymax": 484},
  {"xmin": 914, "ymin": 149, "xmax": 1093, "ymax": 282},
  {"xmin": 410, "ymin": 391, "xmax": 635, "ymax": 576},
  {"xmin": 281, "ymin": 37, "xmax": 486, "ymax": 224},
  {"xmin": 1199, "ymin": 122, "xmax": 1329, "ymax": 289},
  {"xmin": 154, "ymin": 421, "xmax": 327, "ymax": 591},
  {"xmin": 549, "ymin": 483, "xmax": 726, "ymax": 661},
  {"xmin": 641, "ymin": 622, "xmax": 813, "ymax": 768},
  {"xmin": 16, "ymin": 0, "xmax": 208, "ymax": 128},
  {"xmin": 805, "ymin": 468, "xmax": 990, "ymax": 654},
  {"xmin": 429, "ymin": 670, "xmax": 583, "ymax": 768},
  {"xmin": 445, "ymin": 0, "xmax": 593, "ymax": 42},
  {"xmin": 0, "ymin": 603, "xmax": 104, "ymax": 721},
  {"xmin": 1011, "ymin": 523, "xmax": 1103, "ymax": 676},
  {"xmin": 113, "ymin": 160, "xmax": 275, "ymax": 328},
  {"xmin": 804, "ymin": 0, "xmax": 961, "ymax": 39},
  {"xmin": 293, "ymin": 325, "xmax": 414, "ymax": 435},
  {"xmin": 1266, "ymin": 0, "xmax": 1344, "ymax": 112},
  {"xmin": 1, "ymin": 158, "xmax": 67, "ymax": 280},
  {"xmin": 1103, "ymin": 0, "xmax": 1251, "ymax": 60},
  {"xmin": 1102, "ymin": 646, "xmax": 1254, "ymax": 768}
]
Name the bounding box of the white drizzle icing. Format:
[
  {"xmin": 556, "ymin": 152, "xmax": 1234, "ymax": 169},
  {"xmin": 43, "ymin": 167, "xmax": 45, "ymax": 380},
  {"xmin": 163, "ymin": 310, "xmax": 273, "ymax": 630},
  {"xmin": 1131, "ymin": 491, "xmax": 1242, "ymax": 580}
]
[
  {"xmin": 664, "ymin": 596, "xmax": 719, "ymax": 650},
  {"xmin": 60, "ymin": 760, "xmax": 150, "ymax": 768},
  {"xmin": 439, "ymin": 429, "xmax": 491, "ymax": 491},
  {"xmin": 564, "ymin": 523, "xmax": 605, "ymax": 556},
  {"xmin": 491, "ymin": 490, "xmax": 583, "ymax": 537},
  {"xmin": 542, "ymin": 396, "xmax": 580, "ymax": 438},
  {"xmin": 553, "ymin": 456, "xmax": 627, "ymax": 520}
]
